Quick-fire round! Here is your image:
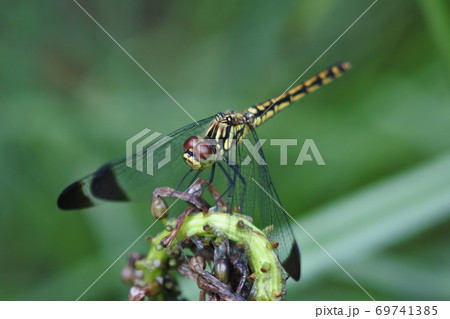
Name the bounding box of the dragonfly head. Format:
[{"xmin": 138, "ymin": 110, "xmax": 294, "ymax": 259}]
[{"xmin": 183, "ymin": 136, "xmax": 214, "ymax": 170}]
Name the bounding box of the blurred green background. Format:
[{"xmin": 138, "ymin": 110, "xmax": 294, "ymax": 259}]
[{"xmin": 1, "ymin": 0, "xmax": 450, "ymax": 301}]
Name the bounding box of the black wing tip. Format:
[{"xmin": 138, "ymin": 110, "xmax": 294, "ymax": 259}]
[
  {"xmin": 283, "ymin": 241, "xmax": 301, "ymax": 281},
  {"xmin": 57, "ymin": 181, "xmax": 94, "ymax": 210},
  {"xmin": 91, "ymin": 163, "xmax": 129, "ymax": 201},
  {"xmin": 58, "ymin": 163, "xmax": 129, "ymax": 210}
]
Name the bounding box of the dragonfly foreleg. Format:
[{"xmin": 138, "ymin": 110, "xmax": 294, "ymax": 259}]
[
  {"xmin": 189, "ymin": 163, "xmax": 216, "ymax": 197},
  {"xmin": 220, "ymin": 160, "xmax": 246, "ymax": 213},
  {"xmin": 175, "ymin": 168, "xmax": 194, "ymax": 190},
  {"xmin": 206, "ymin": 183, "xmax": 227, "ymax": 209},
  {"xmin": 216, "ymin": 161, "xmax": 235, "ymax": 209}
]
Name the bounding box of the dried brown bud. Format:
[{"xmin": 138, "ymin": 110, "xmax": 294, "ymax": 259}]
[
  {"xmin": 260, "ymin": 263, "xmax": 271, "ymax": 273},
  {"xmin": 151, "ymin": 195, "xmax": 168, "ymax": 219},
  {"xmin": 213, "ymin": 259, "xmax": 230, "ymax": 283},
  {"xmin": 190, "ymin": 256, "xmax": 205, "ymax": 273}
]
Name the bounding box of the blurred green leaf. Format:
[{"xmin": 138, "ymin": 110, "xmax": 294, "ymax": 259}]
[{"xmin": 288, "ymin": 152, "xmax": 450, "ymax": 300}]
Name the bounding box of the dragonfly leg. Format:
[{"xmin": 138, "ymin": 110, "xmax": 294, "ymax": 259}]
[
  {"xmin": 188, "ymin": 164, "xmax": 216, "ymax": 205},
  {"xmin": 215, "ymin": 161, "xmax": 236, "ymax": 209},
  {"xmin": 206, "ymin": 183, "xmax": 227, "ymax": 209},
  {"xmin": 174, "ymin": 168, "xmax": 194, "ymax": 192},
  {"xmin": 185, "ymin": 178, "xmax": 209, "ymax": 194},
  {"xmin": 227, "ymin": 167, "xmax": 238, "ymax": 208},
  {"xmin": 187, "ymin": 169, "xmax": 203, "ymax": 190},
  {"xmin": 218, "ymin": 160, "xmax": 246, "ymax": 212},
  {"xmin": 172, "ymin": 168, "xmax": 201, "ymax": 198},
  {"xmin": 192, "ymin": 164, "xmax": 215, "ymax": 195}
]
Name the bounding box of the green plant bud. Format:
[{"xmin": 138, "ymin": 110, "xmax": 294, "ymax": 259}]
[{"xmin": 263, "ymin": 225, "xmax": 274, "ymax": 233}]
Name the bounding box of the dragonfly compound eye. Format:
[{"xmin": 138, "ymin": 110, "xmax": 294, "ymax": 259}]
[
  {"xmin": 183, "ymin": 136, "xmax": 199, "ymax": 150},
  {"xmin": 194, "ymin": 142, "xmax": 213, "ymax": 160}
]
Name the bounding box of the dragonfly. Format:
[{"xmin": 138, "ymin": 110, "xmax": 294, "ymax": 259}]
[{"xmin": 58, "ymin": 61, "xmax": 351, "ymax": 281}]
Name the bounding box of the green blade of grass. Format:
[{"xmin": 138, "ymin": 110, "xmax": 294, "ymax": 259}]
[{"xmin": 288, "ymin": 152, "xmax": 450, "ymax": 298}]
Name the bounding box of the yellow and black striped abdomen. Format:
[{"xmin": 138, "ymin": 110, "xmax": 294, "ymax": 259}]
[{"xmin": 245, "ymin": 61, "xmax": 351, "ymax": 128}]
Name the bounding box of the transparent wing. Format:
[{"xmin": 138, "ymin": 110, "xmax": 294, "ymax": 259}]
[
  {"xmin": 58, "ymin": 116, "xmax": 214, "ymax": 209},
  {"xmin": 219, "ymin": 127, "xmax": 301, "ymax": 280}
]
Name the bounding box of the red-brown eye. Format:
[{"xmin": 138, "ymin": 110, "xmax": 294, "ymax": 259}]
[
  {"xmin": 184, "ymin": 136, "xmax": 198, "ymax": 150},
  {"xmin": 194, "ymin": 142, "xmax": 212, "ymax": 160}
]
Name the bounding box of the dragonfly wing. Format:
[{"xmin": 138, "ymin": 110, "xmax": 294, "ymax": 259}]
[
  {"xmin": 58, "ymin": 116, "xmax": 214, "ymax": 210},
  {"xmin": 222, "ymin": 127, "xmax": 301, "ymax": 280},
  {"xmin": 251, "ymin": 130, "xmax": 301, "ymax": 281}
]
